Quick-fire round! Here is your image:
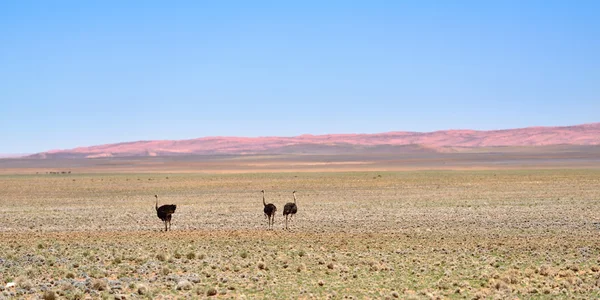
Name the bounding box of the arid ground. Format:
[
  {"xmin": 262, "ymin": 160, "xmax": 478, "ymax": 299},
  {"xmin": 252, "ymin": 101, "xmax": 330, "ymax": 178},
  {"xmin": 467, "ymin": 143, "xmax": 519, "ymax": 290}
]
[{"xmin": 1, "ymin": 155, "xmax": 600, "ymax": 299}]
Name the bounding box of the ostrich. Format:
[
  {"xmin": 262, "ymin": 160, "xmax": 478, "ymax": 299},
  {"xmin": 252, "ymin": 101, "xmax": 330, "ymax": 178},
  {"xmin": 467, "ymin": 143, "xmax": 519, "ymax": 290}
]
[
  {"xmin": 155, "ymin": 195, "xmax": 176, "ymax": 231},
  {"xmin": 283, "ymin": 191, "xmax": 298, "ymax": 229},
  {"xmin": 262, "ymin": 190, "xmax": 277, "ymax": 229}
]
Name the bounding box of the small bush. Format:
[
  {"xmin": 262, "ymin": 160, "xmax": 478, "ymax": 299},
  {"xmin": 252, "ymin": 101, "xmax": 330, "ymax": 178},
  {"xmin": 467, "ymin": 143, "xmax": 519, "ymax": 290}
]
[
  {"xmin": 137, "ymin": 284, "xmax": 148, "ymax": 295},
  {"xmin": 207, "ymin": 287, "xmax": 218, "ymax": 296},
  {"xmin": 161, "ymin": 267, "xmax": 170, "ymax": 275},
  {"xmin": 91, "ymin": 279, "xmax": 107, "ymax": 291},
  {"xmin": 42, "ymin": 291, "xmax": 57, "ymax": 300}
]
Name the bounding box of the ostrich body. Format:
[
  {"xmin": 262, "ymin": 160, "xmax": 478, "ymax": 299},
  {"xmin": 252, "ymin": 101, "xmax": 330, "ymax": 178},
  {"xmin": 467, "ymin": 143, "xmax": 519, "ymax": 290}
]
[
  {"xmin": 262, "ymin": 190, "xmax": 277, "ymax": 229},
  {"xmin": 283, "ymin": 191, "xmax": 298, "ymax": 229},
  {"xmin": 155, "ymin": 195, "xmax": 176, "ymax": 231}
]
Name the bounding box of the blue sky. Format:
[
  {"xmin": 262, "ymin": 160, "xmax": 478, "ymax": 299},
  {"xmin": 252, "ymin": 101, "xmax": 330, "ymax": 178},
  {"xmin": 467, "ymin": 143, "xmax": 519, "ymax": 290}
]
[{"xmin": 1, "ymin": 1, "xmax": 598, "ymax": 154}]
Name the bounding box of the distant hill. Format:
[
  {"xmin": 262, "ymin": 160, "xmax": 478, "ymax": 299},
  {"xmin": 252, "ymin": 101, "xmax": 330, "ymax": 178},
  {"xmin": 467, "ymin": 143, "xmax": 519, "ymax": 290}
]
[{"xmin": 29, "ymin": 123, "xmax": 600, "ymax": 159}]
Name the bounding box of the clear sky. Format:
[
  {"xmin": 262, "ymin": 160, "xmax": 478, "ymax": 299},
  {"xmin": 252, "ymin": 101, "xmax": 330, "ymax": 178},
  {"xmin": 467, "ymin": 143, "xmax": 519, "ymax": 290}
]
[{"xmin": 1, "ymin": 1, "xmax": 598, "ymax": 154}]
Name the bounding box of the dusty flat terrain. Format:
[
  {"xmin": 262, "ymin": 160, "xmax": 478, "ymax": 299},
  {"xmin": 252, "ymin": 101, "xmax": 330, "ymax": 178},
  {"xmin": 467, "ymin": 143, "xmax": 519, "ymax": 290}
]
[
  {"xmin": 3, "ymin": 145, "xmax": 600, "ymax": 175},
  {"xmin": 1, "ymin": 169, "xmax": 600, "ymax": 299}
]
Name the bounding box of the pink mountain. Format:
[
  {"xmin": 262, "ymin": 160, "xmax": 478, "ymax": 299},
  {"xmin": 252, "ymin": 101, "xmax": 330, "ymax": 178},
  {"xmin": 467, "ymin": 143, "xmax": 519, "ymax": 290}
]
[{"xmin": 33, "ymin": 123, "xmax": 600, "ymax": 158}]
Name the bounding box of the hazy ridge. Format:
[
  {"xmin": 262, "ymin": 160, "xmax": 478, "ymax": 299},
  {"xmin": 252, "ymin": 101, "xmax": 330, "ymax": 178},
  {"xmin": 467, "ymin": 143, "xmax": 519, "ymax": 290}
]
[{"xmin": 27, "ymin": 123, "xmax": 600, "ymax": 159}]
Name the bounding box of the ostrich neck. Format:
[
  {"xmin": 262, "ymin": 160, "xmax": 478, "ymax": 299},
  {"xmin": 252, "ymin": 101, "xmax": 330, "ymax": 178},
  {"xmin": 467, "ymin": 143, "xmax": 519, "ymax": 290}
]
[
  {"xmin": 293, "ymin": 194, "xmax": 297, "ymax": 204},
  {"xmin": 263, "ymin": 194, "xmax": 266, "ymax": 206}
]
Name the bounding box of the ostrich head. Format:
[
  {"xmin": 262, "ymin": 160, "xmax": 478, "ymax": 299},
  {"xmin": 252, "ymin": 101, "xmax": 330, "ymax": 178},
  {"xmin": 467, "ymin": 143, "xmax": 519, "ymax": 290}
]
[{"xmin": 261, "ymin": 190, "xmax": 265, "ymax": 193}]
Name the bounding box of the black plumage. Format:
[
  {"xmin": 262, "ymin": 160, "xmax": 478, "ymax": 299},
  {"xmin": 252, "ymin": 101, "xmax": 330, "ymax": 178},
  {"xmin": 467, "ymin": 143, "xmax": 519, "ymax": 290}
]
[
  {"xmin": 155, "ymin": 194, "xmax": 176, "ymax": 231},
  {"xmin": 262, "ymin": 190, "xmax": 277, "ymax": 229},
  {"xmin": 283, "ymin": 191, "xmax": 298, "ymax": 229}
]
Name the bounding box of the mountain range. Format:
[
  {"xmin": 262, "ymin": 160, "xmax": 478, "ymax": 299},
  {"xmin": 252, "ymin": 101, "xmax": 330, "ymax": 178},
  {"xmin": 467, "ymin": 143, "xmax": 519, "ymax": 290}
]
[{"xmin": 29, "ymin": 123, "xmax": 600, "ymax": 159}]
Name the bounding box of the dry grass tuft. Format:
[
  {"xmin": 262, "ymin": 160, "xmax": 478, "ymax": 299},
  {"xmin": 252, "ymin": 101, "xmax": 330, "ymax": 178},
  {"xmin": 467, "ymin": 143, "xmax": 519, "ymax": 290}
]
[
  {"xmin": 156, "ymin": 253, "xmax": 166, "ymax": 261},
  {"xmin": 137, "ymin": 284, "xmax": 148, "ymax": 295},
  {"xmin": 15, "ymin": 276, "xmax": 33, "ymax": 290},
  {"xmin": 42, "ymin": 290, "xmax": 57, "ymax": 300},
  {"xmin": 176, "ymin": 280, "xmax": 193, "ymax": 291},
  {"xmin": 206, "ymin": 287, "xmax": 218, "ymax": 296},
  {"xmin": 91, "ymin": 279, "xmax": 107, "ymax": 291}
]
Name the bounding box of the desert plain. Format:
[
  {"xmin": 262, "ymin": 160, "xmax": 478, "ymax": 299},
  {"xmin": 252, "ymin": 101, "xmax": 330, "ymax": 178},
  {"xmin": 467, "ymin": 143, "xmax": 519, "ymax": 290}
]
[{"xmin": 1, "ymin": 151, "xmax": 600, "ymax": 299}]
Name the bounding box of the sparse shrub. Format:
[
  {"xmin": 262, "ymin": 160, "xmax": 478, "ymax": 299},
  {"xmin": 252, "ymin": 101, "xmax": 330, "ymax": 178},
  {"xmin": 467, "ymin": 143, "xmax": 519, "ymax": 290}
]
[
  {"xmin": 66, "ymin": 290, "xmax": 84, "ymax": 300},
  {"xmin": 207, "ymin": 287, "xmax": 218, "ymax": 296},
  {"xmin": 298, "ymin": 250, "xmax": 306, "ymax": 257},
  {"xmin": 156, "ymin": 253, "xmax": 166, "ymax": 261},
  {"xmin": 161, "ymin": 267, "xmax": 170, "ymax": 275},
  {"xmin": 112, "ymin": 257, "xmax": 122, "ymax": 264},
  {"xmin": 91, "ymin": 279, "xmax": 107, "ymax": 291},
  {"xmin": 176, "ymin": 280, "xmax": 192, "ymax": 290},
  {"xmin": 16, "ymin": 276, "xmax": 33, "ymax": 290},
  {"xmin": 539, "ymin": 265, "xmax": 551, "ymax": 276},
  {"xmin": 59, "ymin": 281, "xmax": 73, "ymax": 292},
  {"xmin": 42, "ymin": 291, "xmax": 57, "ymax": 300},
  {"xmin": 186, "ymin": 252, "xmax": 196, "ymax": 259},
  {"xmin": 174, "ymin": 251, "xmax": 182, "ymax": 259},
  {"xmin": 257, "ymin": 261, "xmax": 266, "ymax": 270},
  {"xmin": 137, "ymin": 284, "xmax": 148, "ymax": 295},
  {"xmin": 240, "ymin": 251, "xmax": 248, "ymax": 259},
  {"xmin": 66, "ymin": 272, "xmax": 75, "ymax": 279}
]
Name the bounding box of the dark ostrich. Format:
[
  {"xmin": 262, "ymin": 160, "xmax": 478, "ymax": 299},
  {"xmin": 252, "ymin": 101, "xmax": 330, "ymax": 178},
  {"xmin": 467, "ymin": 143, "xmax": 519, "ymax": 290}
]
[
  {"xmin": 155, "ymin": 195, "xmax": 176, "ymax": 231},
  {"xmin": 283, "ymin": 191, "xmax": 298, "ymax": 229},
  {"xmin": 262, "ymin": 190, "xmax": 277, "ymax": 229}
]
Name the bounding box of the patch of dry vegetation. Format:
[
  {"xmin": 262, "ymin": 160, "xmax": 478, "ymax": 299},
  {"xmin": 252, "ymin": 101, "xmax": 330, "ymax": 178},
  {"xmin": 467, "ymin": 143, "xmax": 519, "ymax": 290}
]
[{"xmin": 0, "ymin": 170, "xmax": 600, "ymax": 298}]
